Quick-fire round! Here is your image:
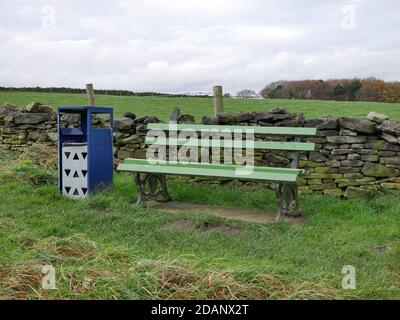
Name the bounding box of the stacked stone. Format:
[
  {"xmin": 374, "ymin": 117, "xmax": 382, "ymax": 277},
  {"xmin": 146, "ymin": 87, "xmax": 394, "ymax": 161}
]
[
  {"xmin": 202, "ymin": 108, "xmax": 305, "ymax": 167},
  {"xmin": 113, "ymin": 112, "xmax": 160, "ymax": 165},
  {"xmin": 0, "ymin": 102, "xmax": 57, "ymax": 151},
  {"xmin": 299, "ymin": 112, "xmax": 400, "ymax": 197},
  {"xmin": 202, "ymin": 107, "xmax": 295, "ymax": 127}
]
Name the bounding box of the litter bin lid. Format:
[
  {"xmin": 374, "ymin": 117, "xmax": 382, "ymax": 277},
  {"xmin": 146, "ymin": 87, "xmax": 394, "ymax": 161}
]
[{"xmin": 62, "ymin": 142, "xmax": 88, "ymax": 147}]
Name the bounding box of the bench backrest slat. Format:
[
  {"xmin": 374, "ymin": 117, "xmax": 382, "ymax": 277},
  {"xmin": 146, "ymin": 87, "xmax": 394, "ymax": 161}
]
[
  {"xmin": 145, "ymin": 137, "xmax": 315, "ymax": 151},
  {"xmin": 147, "ymin": 123, "xmax": 317, "ymax": 136}
]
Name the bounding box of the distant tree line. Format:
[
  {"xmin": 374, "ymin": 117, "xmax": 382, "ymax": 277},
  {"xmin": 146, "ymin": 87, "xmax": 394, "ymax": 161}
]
[
  {"xmin": 259, "ymin": 78, "xmax": 400, "ymax": 103},
  {"xmin": 0, "ymin": 86, "xmax": 211, "ymax": 98}
]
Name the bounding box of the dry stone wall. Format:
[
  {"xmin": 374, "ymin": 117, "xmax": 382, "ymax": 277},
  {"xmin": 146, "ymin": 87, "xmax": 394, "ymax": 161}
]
[{"xmin": 2, "ymin": 102, "xmax": 400, "ymax": 197}]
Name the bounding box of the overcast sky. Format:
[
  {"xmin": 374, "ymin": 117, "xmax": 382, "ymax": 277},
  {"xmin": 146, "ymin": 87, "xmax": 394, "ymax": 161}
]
[{"xmin": 0, "ymin": 0, "xmax": 399, "ymax": 94}]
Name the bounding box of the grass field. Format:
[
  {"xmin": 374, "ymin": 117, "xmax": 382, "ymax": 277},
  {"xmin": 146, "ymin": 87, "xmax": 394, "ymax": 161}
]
[
  {"xmin": 1, "ymin": 91, "xmax": 400, "ymax": 120},
  {"xmin": 1, "ymin": 92, "xmax": 400, "ymax": 299},
  {"xmin": 0, "ymin": 149, "xmax": 399, "ymax": 299}
]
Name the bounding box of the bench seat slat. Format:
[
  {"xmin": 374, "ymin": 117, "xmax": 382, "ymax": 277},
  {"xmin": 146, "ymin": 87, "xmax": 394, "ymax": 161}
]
[
  {"xmin": 117, "ymin": 159, "xmax": 302, "ymax": 182},
  {"xmin": 147, "ymin": 123, "xmax": 317, "ymax": 136},
  {"xmin": 123, "ymin": 158, "xmax": 304, "ymax": 174},
  {"xmin": 144, "ymin": 137, "xmax": 315, "ymax": 151}
]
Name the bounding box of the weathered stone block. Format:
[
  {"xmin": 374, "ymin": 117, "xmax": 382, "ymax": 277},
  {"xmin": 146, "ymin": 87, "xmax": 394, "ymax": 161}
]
[
  {"xmin": 179, "ymin": 114, "xmax": 195, "ymax": 124},
  {"xmin": 359, "ymin": 149, "xmax": 378, "ymax": 155},
  {"xmin": 123, "ymin": 112, "xmax": 136, "ymax": 120},
  {"xmin": 298, "ymin": 186, "xmax": 312, "ymax": 195},
  {"xmin": 338, "ymin": 167, "xmax": 361, "ymax": 173},
  {"xmin": 14, "ymin": 113, "xmax": 53, "ymax": 125},
  {"xmin": 319, "ymin": 149, "xmax": 330, "ymax": 156},
  {"xmin": 361, "ymin": 154, "xmax": 379, "ymax": 162},
  {"xmin": 331, "ymin": 148, "xmax": 353, "ymax": 155},
  {"xmin": 237, "ymin": 112, "xmax": 254, "ymax": 122},
  {"xmin": 27, "ymin": 131, "xmax": 41, "ymax": 141},
  {"xmin": 362, "ymin": 162, "xmax": 399, "ymax": 177},
  {"xmin": 310, "ymin": 183, "xmax": 336, "ymax": 191},
  {"xmin": 344, "ymin": 187, "xmax": 374, "ymax": 198},
  {"xmin": 385, "ymin": 164, "xmax": 399, "ymax": 168},
  {"xmin": 304, "ymin": 137, "xmax": 326, "ymax": 144},
  {"xmin": 327, "ymin": 136, "xmax": 367, "ymax": 144},
  {"xmin": 117, "ymin": 149, "xmax": 136, "ymax": 159},
  {"xmin": 326, "ymin": 160, "xmax": 341, "ymax": 167},
  {"xmin": 378, "ymin": 151, "xmax": 397, "ymax": 157},
  {"xmin": 324, "ymin": 188, "xmax": 343, "ymax": 196},
  {"xmin": 351, "ymin": 144, "xmax": 365, "ymax": 149},
  {"xmin": 263, "ymin": 153, "xmax": 290, "ymax": 164},
  {"xmin": 341, "ymin": 160, "xmax": 364, "ymax": 167},
  {"xmin": 133, "ymin": 149, "xmax": 147, "ymax": 159},
  {"xmin": 336, "ymin": 177, "xmax": 376, "ymax": 188},
  {"xmin": 1, "ymin": 103, "xmax": 20, "ymax": 115},
  {"xmin": 305, "ymin": 116, "xmax": 338, "ymax": 130},
  {"xmin": 377, "ymin": 120, "xmax": 400, "ymax": 136},
  {"xmin": 380, "ymin": 183, "xmax": 400, "ymax": 189},
  {"xmin": 26, "ymin": 102, "xmax": 50, "ymax": 113},
  {"xmin": 121, "ymin": 134, "xmax": 144, "ymax": 145},
  {"xmin": 307, "ymin": 178, "xmax": 322, "ymax": 185},
  {"xmin": 367, "ymin": 112, "xmax": 388, "ymax": 124},
  {"xmin": 37, "ymin": 132, "xmax": 49, "ymax": 143},
  {"xmin": 216, "ymin": 113, "xmax": 236, "ymax": 124},
  {"xmin": 323, "ymin": 143, "xmax": 337, "ymax": 150},
  {"xmin": 306, "ymin": 173, "xmax": 343, "ymax": 179},
  {"xmin": 317, "ymin": 130, "xmax": 339, "ymax": 137},
  {"xmin": 339, "ymin": 128, "xmax": 358, "ymax": 136},
  {"xmin": 297, "ymin": 177, "xmax": 307, "ymax": 185},
  {"xmin": 314, "ymin": 167, "xmax": 338, "ymax": 173},
  {"xmin": 202, "ymin": 116, "xmax": 218, "ymax": 125},
  {"xmin": 331, "ymin": 155, "xmax": 347, "ymax": 160},
  {"xmin": 343, "ymin": 173, "xmax": 364, "ymax": 179},
  {"xmin": 347, "ymin": 153, "xmax": 361, "ymax": 160},
  {"xmin": 365, "ymin": 140, "xmax": 400, "ymax": 151},
  {"xmin": 299, "ymin": 160, "xmax": 325, "ymax": 167},
  {"xmin": 255, "ymin": 112, "xmax": 290, "ymax": 123},
  {"xmin": 339, "ymin": 117, "xmax": 376, "ymax": 134},
  {"xmin": 143, "ymin": 116, "xmax": 160, "ymax": 125},
  {"xmin": 114, "ymin": 117, "xmax": 135, "ymax": 132},
  {"xmin": 381, "ymin": 132, "xmax": 400, "ymax": 145},
  {"xmin": 114, "ymin": 158, "xmax": 123, "ymax": 165},
  {"xmin": 380, "ymin": 157, "xmax": 400, "ymax": 165},
  {"xmin": 309, "ymin": 151, "xmax": 327, "ymax": 162}
]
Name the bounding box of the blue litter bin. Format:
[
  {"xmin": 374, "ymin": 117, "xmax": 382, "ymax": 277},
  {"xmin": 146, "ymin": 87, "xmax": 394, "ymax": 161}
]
[{"xmin": 57, "ymin": 106, "xmax": 114, "ymax": 199}]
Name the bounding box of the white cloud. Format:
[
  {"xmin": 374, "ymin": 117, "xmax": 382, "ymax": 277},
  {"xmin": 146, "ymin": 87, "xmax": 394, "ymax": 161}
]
[{"xmin": 0, "ymin": 0, "xmax": 399, "ymax": 94}]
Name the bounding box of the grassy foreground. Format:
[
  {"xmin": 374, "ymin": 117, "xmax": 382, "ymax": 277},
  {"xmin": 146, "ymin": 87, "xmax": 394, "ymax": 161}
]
[
  {"xmin": 1, "ymin": 91, "xmax": 400, "ymax": 120},
  {"xmin": 0, "ymin": 150, "xmax": 399, "ymax": 299}
]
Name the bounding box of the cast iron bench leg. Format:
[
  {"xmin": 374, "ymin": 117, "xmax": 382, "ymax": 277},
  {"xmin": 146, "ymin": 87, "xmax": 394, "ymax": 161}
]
[
  {"xmin": 134, "ymin": 172, "xmax": 146, "ymax": 205},
  {"xmin": 275, "ymin": 182, "xmax": 300, "ymax": 221},
  {"xmin": 134, "ymin": 172, "xmax": 171, "ymax": 205},
  {"xmin": 158, "ymin": 175, "xmax": 172, "ymax": 202}
]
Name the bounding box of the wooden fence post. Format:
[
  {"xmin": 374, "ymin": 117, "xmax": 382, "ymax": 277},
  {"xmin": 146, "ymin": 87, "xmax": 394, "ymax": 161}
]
[
  {"xmin": 86, "ymin": 83, "xmax": 96, "ymax": 106},
  {"xmin": 213, "ymin": 85, "xmax": 224, "ymax": 116}
]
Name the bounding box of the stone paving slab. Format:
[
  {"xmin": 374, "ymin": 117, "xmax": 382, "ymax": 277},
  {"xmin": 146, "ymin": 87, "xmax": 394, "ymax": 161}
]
[{"xmin": 146, "ymin": 201, "xmax": 305, "ymax": 225}]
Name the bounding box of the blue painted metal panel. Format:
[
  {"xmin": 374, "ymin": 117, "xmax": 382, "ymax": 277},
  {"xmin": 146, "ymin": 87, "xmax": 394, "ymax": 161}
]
[{"xmin": 58, "ymin": 106, "xmax": 114, "ymax": 198}]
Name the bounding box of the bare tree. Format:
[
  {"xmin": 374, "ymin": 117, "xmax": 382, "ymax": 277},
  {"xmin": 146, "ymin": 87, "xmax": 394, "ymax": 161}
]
[{"xmin": 236, "ymin": 89, "xmax": 259, "ymax": 98}]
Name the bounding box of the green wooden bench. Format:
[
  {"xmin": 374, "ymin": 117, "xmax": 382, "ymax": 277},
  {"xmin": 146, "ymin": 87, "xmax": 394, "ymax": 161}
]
[{"xmin": 117, "ymin": 123, "xmax": 316, "ymax": 220}]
